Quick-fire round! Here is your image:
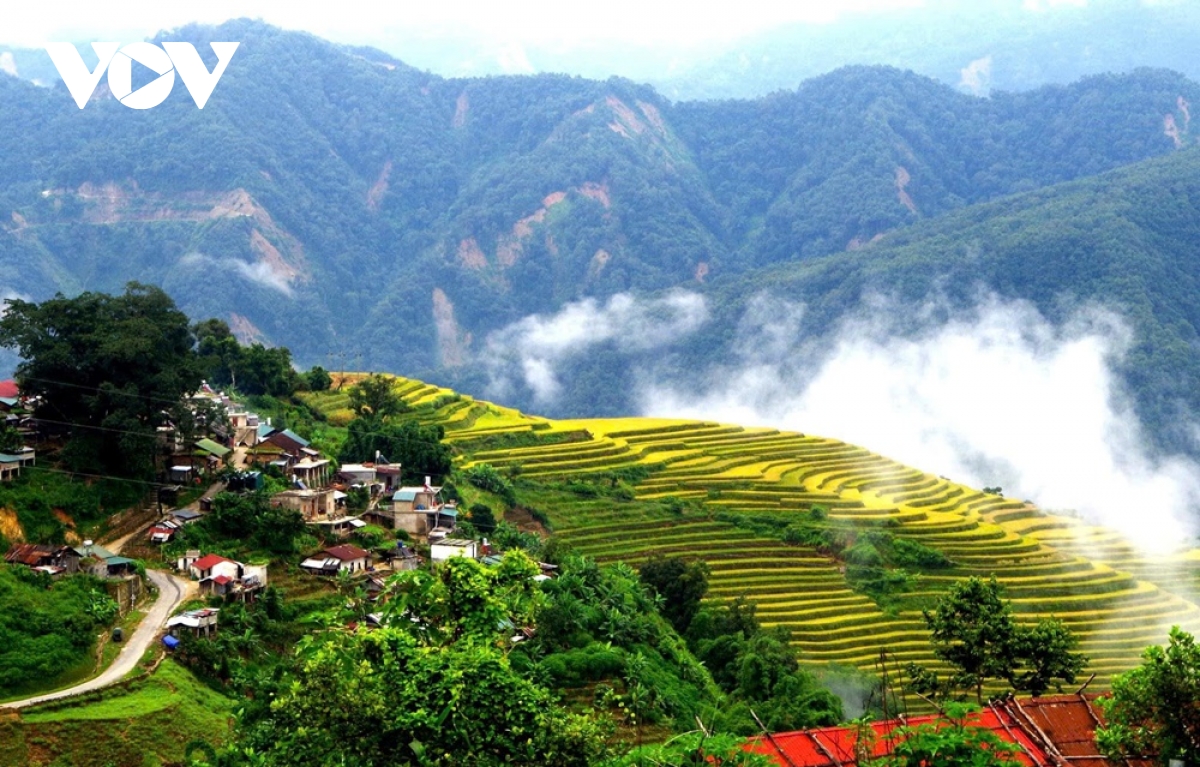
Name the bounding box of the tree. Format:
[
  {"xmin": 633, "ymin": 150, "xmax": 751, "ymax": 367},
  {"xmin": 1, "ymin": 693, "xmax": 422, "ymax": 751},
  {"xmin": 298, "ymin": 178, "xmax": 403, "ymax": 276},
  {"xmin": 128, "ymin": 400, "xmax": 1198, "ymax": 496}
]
[
  {"xmin": 468, "ymin": 503, "xmax": 497, "ymax": 533},
  {"xmin": 1009, "ymin": 617, "xmax": 1086, "ymax": 697},
  {"xmin": 914, "ymin": 576, "xmax": 1086, "ymax": 702},
  {"xmin": 348, "ymin": 374, "xmax": 407, "ymax": 419},
  {"xmin": 869, "ymin": 702, "xmax": 1022, "ymax": 767},
  {"xmin": 0, "ymin": 283, "xmax": 203, "ymax": 478},
  {"xmin": 303, "ymin": 365, "xmax": 332, "ymax": 392},
  {"xmin": 0, "ymin": 424, "xmax": 23, "ymax": 453},
  {"xmin": 638, "ymin": 555, "xmax": 710, "ymax": 635},
  {"xmin": 237, "ymin": 343, "xmax": 300, "ymax": 396},
  {"xmin": 230, "ymin": 553, "xmax": 611, "ymax": 766},
  {"xmin": 1096, "ymin": 626, "xmax": 1200, "ymax": 765},
  {"xmin": 194, "ymin": 318, "xmax": 242, "ymax": 389},
  {"xmin": 339, "ymin": 417, "xmax": 451, "ymax": 484}
]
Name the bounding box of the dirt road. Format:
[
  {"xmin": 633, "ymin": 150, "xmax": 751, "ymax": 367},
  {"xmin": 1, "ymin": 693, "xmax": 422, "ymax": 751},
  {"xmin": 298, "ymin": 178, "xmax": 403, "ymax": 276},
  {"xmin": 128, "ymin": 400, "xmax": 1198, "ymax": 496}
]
[{"xmin": 4, "ymin": 569, "xmax": 189, "ymax": 709}]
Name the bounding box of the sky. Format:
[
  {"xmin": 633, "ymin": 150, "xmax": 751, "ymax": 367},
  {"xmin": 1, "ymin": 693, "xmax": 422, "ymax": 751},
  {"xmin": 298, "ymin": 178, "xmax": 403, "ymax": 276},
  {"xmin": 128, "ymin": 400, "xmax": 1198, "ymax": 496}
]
[{"xmin": 0, "ymin": 0, "xmax": 1088, "ymax": 50}]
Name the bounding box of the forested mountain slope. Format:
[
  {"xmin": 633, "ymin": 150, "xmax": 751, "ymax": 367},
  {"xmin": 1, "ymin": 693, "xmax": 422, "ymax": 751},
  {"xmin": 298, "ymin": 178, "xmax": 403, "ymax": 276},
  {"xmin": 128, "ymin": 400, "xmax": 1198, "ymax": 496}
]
[
  {"xmin": 0, "ymin": 20, "xmax": 1197, "ymax": 443},
  {"xmin": 504, "ymin": 147, "xmax": 1200, "ymax": 452}
]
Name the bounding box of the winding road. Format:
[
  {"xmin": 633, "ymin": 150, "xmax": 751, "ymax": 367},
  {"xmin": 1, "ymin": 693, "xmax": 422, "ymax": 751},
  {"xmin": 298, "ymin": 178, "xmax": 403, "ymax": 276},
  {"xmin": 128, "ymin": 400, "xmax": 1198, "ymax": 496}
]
[{"xmin": 4, "ymin": 569, "xmax": 191, "ymax": 709}]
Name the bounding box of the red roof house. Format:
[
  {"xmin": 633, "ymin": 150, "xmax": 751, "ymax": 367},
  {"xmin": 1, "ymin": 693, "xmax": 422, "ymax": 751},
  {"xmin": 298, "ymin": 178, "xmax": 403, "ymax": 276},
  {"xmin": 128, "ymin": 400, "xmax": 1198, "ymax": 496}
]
[
  {"xmin": 301, "ymin": 544, "xmax": 371, "ymax": 575},
  {"xmin": 746, "ymin": 695, "xmax": 1153, "ymax": 767},
  {"xmin": 0, "ymin": 380, "xmax": 18, "ymax": 399}
]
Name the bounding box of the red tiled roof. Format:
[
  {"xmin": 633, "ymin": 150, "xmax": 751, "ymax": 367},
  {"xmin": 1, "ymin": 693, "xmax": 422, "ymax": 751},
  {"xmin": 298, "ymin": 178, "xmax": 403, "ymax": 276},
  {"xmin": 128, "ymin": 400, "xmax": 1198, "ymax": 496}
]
[
  {"xmin": 747, "ymin": 694, "xmax": 1149, "ymax": 767},
  {"xmin": 324, "ymin": 544, "xmax": 369, "ymax": 562},
  {"xmin": 211, "ymin": 574, "xmax": 233, "ymax": 585},
  {"xmin": 0, "ymin": 380, "xmax": 18, "ymax": 398},
  {"xmin": 191, "ymin": 554, "xmax": 233, "ymax": 571}
]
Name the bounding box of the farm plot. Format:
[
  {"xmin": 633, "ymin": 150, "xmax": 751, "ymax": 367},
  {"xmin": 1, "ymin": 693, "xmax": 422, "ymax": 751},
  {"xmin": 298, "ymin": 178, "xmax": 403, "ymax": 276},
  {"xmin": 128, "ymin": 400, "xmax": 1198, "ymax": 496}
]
[{"xmin": 305, "ymin": 378, "xmax": 1200, "ymax": 694}]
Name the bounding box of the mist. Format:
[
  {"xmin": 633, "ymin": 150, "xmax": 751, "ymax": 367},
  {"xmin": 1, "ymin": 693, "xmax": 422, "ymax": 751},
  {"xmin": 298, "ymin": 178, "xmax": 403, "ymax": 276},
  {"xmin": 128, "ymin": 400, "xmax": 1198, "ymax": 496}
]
[
  {"xmin": 482, "ymin": 290, "xmax": 707, "ymax": 405},
  {"xmin": 482, "ymin": 288, "xmax": 1200, "ymax": 554},
  {"xmin": 641, "ymin": 292, "xmax": 1200, "ymax": 554},
  {"xmin": 178, "ymin": 252, "xmax": 294, "ymax": 297}
]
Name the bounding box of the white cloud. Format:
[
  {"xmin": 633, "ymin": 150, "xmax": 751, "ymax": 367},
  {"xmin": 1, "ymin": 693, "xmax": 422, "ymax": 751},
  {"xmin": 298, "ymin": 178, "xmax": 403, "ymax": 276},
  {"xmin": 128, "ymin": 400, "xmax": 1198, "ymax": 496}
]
[
  {"xmin": 638, "ymin": 292, "xmax": 1200, "ymax": 555},
  {"xmin": 178, "ymin": 252, "xmax": 293, "ymax": 297},
  {"xmin": 483, "ymin": 290, "xmax": 708, "ymax": 404}
]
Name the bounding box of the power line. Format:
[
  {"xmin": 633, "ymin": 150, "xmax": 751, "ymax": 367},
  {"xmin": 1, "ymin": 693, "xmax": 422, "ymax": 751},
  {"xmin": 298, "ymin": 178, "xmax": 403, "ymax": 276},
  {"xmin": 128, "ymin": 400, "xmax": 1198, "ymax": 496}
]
[{"xmin": 14, "ymin": 374, "xmax": 199, "ymax": 408}]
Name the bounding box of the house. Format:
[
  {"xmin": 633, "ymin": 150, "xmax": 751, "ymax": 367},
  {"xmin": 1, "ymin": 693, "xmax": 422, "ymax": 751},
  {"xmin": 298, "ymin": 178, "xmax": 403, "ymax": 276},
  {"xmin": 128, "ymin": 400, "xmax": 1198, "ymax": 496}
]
[
  {"xmin": 167, "ymin": 607, "xmax": 220, "ymax": 637},
  {"xmin": 375, "ymin": 480, "xmax": 458, "ymax": 536},
  {"xmin": 189, "ymin": 553, "xmax": 239, "ymax": 583},
  {"xmin": 310, "ymin": 514, "xmax": 364, "ymax": 538},
  {"xmin": 4, "ymin": 543, "xmax": 79, "ymax": 574},
  {"xmin": 385, "ymin": 542, "xmax": 421, "ymax": 571},
  {"xmin": 147, "ymin": 521, "xmax": 179, "ymax": 543},
  {"xmin": 168, "ymin": 465, "xmax": 195, "ymax": 484},
  {"xmin": 745, "ymin": 693, "xmax": 1153, "ymax": 767},
  {"xmin": 169, "ymin": 508, "xmax": 203, "ymax": 526},
  {"xmin": 338, "ymin": 463, "xmax": 377, "ymax": 486},
  {"xmin": 0, "ymin": 446, "xmax": 33, "ymax": 482},
  {"xmin": 264, "ymin": 428, "xmax": 310, "ymax": 458},
  {"xmin": 392, "ymin": 483, "xmax": 441, "ymax": 514},
  {"xmin": 245, "ymin": 441, "xmax": 288, "ymax": 467},
  {"xmin": 194, "ymin": 438, "xmax": 232, "ymax": 467},
  {"xmin": 293, "ymin": 453, "xmax": 332, "ymax": 487},
  {"xmin": 300, "ymin": 544, "xmax": 371, "ymax": 575},
  {"xmin": 374, "ymin": 464, "xmax": 403, "ymax": 493},
  {"xmin": 271, "ymin": 487, "xmax": 337, "ymax": 521},
  {"xmin": 431, "ymin": 538, "xmax": 478, "ymax": 563},
  {"xmin": 176, "ymin": 550, "xmax": 202, "ymax": 571},
  {"xmin": 0, "ymin": 380, "xmax": 18, "ymax": 399},
  {"xmin": 71, "ymin": 541, "xmax": 134, "ymax": 578},
  {"xmin": 183, "ymin": 553, "xmax": 268, "ymax": 598}
]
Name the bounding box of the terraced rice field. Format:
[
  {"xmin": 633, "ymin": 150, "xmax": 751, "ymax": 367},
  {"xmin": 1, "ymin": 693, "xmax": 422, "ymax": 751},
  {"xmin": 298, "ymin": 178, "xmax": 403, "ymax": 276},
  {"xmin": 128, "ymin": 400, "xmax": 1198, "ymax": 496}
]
[{"xmin": 308, "ymin": 376, "xmax": 1200, "ymax": 694}]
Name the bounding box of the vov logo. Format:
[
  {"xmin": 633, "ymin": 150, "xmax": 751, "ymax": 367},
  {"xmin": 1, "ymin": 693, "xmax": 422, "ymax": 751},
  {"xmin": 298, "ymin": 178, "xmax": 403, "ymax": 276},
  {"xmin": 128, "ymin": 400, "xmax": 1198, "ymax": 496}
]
[{"xmin": 45, "ymin": 42, "xmax": 239, "ymax": 110}]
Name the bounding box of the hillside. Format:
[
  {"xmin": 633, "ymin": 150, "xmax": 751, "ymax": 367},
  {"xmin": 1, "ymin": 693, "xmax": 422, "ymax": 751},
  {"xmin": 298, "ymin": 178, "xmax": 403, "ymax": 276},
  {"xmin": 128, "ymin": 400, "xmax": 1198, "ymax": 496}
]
[
  {"xmin": 303, "ymin": 376, "xmax": 1200, "ymax": 696},
  {"xmin": 0, "ymin": 21, "xmax": 1194, "ymax": 383},
  {"xmin": 466, "ymin": 145, "xmax": 1200, "ymax": 461}
]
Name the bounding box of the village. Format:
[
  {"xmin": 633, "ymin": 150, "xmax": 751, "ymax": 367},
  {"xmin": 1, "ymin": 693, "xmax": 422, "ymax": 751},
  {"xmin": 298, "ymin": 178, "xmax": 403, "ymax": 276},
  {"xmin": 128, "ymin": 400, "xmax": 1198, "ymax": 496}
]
[
  {"xmin": 0, "ymin": 374, "xmax": 1188, "ymax": 766},
  {"xmin": 1, "ymin": 380, "xmax": 545, "ymax": 651}
]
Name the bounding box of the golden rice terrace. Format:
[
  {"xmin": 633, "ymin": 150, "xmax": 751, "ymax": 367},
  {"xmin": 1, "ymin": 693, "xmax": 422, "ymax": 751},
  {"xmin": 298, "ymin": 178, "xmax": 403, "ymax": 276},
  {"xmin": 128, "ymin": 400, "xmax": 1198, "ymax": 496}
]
[{"xmin": 304, "ymin": 376, "xmax": 1200, "ymax": 691}]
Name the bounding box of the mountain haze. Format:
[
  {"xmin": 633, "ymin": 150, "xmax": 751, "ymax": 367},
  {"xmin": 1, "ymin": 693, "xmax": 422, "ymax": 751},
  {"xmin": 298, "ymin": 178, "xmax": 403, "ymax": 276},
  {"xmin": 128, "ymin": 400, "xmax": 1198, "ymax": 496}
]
[{"xmin": 1, "ymin": 19, "xmax": 1199, "ymax": 450}]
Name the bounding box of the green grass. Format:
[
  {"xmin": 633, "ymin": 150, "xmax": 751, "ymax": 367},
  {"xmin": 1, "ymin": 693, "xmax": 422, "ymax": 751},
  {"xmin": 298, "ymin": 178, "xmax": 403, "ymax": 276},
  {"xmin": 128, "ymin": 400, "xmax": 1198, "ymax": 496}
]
[{"xmin": 0, "ymin": 660, "xmax": 234, "ymax": 767}]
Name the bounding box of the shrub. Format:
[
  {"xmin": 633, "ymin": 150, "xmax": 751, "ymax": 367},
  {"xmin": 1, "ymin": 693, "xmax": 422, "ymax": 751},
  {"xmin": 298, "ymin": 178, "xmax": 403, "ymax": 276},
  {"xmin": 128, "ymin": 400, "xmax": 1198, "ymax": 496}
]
[{"xmin": 463, "ymin": 464, "xmax": 516, "ymax": 505}]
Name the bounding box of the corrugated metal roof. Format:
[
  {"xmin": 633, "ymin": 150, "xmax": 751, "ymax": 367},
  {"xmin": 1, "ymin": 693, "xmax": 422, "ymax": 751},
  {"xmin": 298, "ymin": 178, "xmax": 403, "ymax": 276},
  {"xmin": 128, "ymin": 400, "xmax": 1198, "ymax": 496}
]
[
  {"xmin": 277, "ymin": 429, "xmax": 310, "ymax": 447},
  {"xmin": 748, "ymin": 694, "xmax": 1151, "ymax": 767},
  {"xmin": 194, "ymin": 438, "xmax": 231, "ymax": 457}
]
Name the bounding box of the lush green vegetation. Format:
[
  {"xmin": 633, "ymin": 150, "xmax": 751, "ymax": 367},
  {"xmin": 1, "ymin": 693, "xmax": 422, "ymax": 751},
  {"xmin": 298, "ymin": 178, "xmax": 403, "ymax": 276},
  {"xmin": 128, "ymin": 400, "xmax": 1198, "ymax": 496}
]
[
  {"xmin": 907, "ymin": 576, "xmax": 1087, "ymax": 703},
  {"xmin": 1097, "ymin": 626, "xmax": 1200, "ymax": 765},
  {"xmin": 162, "ymin": 490, "xmax": 312, "ymax": 562},
  {"xmin": 2, "ymin": 21, "xmax": 1198, "ymax": 453},
  {"xmin": 0, "ymin": 659, "xmax": 235, "ymax": 767},
  {"xmin": 0, "ymin": 564, "xmax": 119, "ymax": 695}
]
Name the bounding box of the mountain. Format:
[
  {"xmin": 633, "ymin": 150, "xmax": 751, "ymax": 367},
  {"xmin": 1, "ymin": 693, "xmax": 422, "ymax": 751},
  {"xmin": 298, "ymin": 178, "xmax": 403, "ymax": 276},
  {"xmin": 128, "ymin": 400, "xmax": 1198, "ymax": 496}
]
[
  {"xmin": 454, "ymin": 145, "xmax": 1200, "ymax": 455},
  {"xmin": 653, "ymin": 0, "xmax": 1200, "ymax": 100},
  {"xmin": 1, "ymin": 20, "xmax": 1198, "ymax": 447}
]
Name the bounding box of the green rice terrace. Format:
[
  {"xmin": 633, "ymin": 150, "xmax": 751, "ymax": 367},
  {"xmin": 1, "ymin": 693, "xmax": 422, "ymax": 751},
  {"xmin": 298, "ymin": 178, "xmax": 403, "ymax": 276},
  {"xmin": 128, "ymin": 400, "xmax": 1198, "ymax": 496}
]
[{"xmin": 305, "ymin": 375, "xmax": 1200, "ymax": 693}]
